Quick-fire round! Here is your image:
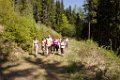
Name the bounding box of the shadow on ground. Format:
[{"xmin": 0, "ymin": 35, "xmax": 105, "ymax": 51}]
[
  {"xmin": 24, "ymin": 57, "xmax": 85, "ymax": 80},
  {"xmin": 1, "ymin": 57, "xmax": 111, "ymax": 80},
  {"xmin": 24, "ymin": 57, "xmax": 111, "ymax": 80},
  {"xmin": 3, "ymin": 68, "xmax": 35, "ymax": 80}
]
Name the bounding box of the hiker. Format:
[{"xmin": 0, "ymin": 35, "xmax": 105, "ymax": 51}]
[
  {"xmin": 58, "ymin": 38, "xmax": 61, "ymax": 48},
  {"xmin": 45, "ymin": 35, "xmax": 53, "ymax": 55},
  {"xmin": 65, "ymin": 38, "xmax": 69, "ymax": 48},
  {"xmin": 53, "ymin": 38, "xmax": 59, "ymax": 54},
  {"xmin": 33, "ymin": 36, "xmax": 39, "ymax": 56},
  {"xmin": 41, "ymin": 38, "xmax": 46, "ymax": 55},
  {"xmin": 60, "ymin": 38, "xmax": 66, "ymax": 56}
]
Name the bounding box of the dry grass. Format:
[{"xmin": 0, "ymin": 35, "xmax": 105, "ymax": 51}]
[{"xmin": 0, "ymin": 24, "xmax": 4, "ymax": 33}]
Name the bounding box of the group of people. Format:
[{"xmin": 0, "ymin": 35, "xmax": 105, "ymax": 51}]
[{"xmin": 33, "ymin": 35, "xmax": 68, "ymax": 57}]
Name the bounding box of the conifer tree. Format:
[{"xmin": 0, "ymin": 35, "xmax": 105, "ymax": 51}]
[
  {"xmin": 55, "ymin": 0, "xmax": 62, "ymax": 31},
  {"xmin": 33, "ymin": 0, "xmax": 42, "ymax": 22},
  {"xmin": 14, "ymin": 0, "xmax": 33, "ymax": 16},
  {"xmin": 84, "ymin": 0, "xmax": 120, "ymax": 53}
]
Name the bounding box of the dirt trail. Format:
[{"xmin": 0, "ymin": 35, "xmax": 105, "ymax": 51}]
[
  {"xmin": 2, "ymin": 40, "xmax": 79, "ymax": 80},
  {"xmin": 2, "ymin": 39, "xmax": 119, "ymax": 80}
]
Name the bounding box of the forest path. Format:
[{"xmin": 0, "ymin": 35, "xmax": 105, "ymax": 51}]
[
  {"xmin": 1, "ymin": 39, "xmax": 120, "ymax": 80},
  {"xmin": 2, "ymin": 39, "xmax": 83, "ymax": 80}
]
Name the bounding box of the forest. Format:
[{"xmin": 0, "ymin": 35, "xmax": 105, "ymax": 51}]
[
  {"xmin": 15, "ymin": 0, "xmax": 120, "ymax": 54},
  {"xmin": 0, "ymin": 0, "xmax": 119, "ymax": 54},
  {"xmin": 0, "ymin": 0, "xmax": 120, "ymax": 80}
]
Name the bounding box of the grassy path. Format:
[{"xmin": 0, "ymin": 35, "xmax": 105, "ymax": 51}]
[
  {"xmin": 1, "ymin": 39, "xmax": 81, "ymax": 80},
  {"xmin": 1, "ymin": 39, "xmax": 120, "ymax": 80}
]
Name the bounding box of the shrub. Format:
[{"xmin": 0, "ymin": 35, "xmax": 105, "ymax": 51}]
[
  {"xmin": 62, "ymin": 24, "xmax": 76, "ymax": 37},
  {"xmin": 0, "ymin": 37, "xmax": 15, "ymax": 62},
  {"xmin": 0, "ymin": 0, "xmax": 61, "ymax": 61},
  {"xmin": 36, "ymin": 24, "xmax": 61, "ymax": 41},
  {"xmin": 2, "ymin": 14, "xmax": 36, "ymax": 51}
]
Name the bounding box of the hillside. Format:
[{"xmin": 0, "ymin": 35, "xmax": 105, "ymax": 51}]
[
  {"xmin": 1, "ymin": 39, "xmax": 120, "ymax": 80},
  {"xmin": 0, "ymin": 0, "xmax": 120, "ymax": 80}
]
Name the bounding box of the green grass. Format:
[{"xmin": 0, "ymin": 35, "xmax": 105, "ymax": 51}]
[{"xmin": 62, "ymin": 39, "xmax": 120, "ymax": 80}]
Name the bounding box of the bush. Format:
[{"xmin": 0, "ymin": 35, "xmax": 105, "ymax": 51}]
[
  {"xmin": 2, "ymin": 14, "xmax": 36, "ymax": 51},
  {"xmin": 62, "ymin": 24, "xmax": 76, "ymax": 37},
  {"xmin": 0, "ymin": 0, "xmax": 38, "ymax": 52},
  {"xmin": 36, "ymin": 24, "xmax": 61, "ymax": 41},
  {"xmin": 0, "ymin": 0, "xmax": 14, "ymax": 25},
  {"xmin": 0, "ymin": 37, "xmax": 15, "ymax": 62},
  {"xmin": 0, "ymin": 0, "xmax": 61, "ymax": 61}
]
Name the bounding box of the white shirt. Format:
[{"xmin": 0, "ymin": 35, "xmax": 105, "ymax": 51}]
[
  {"xmin": 61, "ymin": 41, "xmax": 65, "ymax": 48},
  {"xmin": 33, "ymin": 40, "xmax": 38, "ymax": 48}
]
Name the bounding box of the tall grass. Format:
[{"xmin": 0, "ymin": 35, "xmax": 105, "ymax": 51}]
[{"xmin": 64, "ymin": 39, "xmax": 120, "ymax": 80}]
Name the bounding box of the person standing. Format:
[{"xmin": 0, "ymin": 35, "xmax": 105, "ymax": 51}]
[
  {"xmin": 53, "ymin": 38, "xmax": 59, "ymax": 54},
  {"xmin": 41, "ymin": 38, "xmax": 46, "ymax": 55},
  {"xmin": 65, "ymin": 38, "xmax": 69, "ymax": 48},
  {"xmin": 60, "ymin": 38, "xmax": 66, "ymax": 56},
  {"xmin": 33, "ymin": 36, "xmax": 39, "ymax": 57},
  {"xmin": 46, "ymin": 35, "xmax": 53, "ymax": 55}
]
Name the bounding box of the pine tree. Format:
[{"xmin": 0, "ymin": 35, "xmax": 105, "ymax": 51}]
[
  {"xmin": 33, "ymin": 0, "xmax": 42, "ymax": 23},
  {"xmin": 14, "ymin": 0, "xmax": 33, "ymax": 16},
  {"xmin": 55, "ymin": 0, "xmax": 61, "ymax": 31},
  {"xmin": 41, "ymin": 0, "xmax": 55, "ymax": 27},
  {"xmin": 84, "ymin": 0, "xmax": 120, "ymax": 53},
  {"xmin": 0, "ymin": 0, "xmax": 14, "ymax": 24},
  {"xmin": 58, "ymin": 13, "xmax": 69, "ymax": 35},
  {"xmin": 75, "ymin": 13, "xmax": 83, "ymax": 39},
  {"xmin": 60, "ymin": 0, "xmax": 64, "ymax": 13},
  {"xmin": 78, "ymin": 7, "xmax": 85, "ymax": 21},
  {"xmin": 47, "ymin": 0, "xmax": 56, "ymax": 27},
  {"xmin": 96, "ymin": 0, "xmax": 120, "ymax": 51}
]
